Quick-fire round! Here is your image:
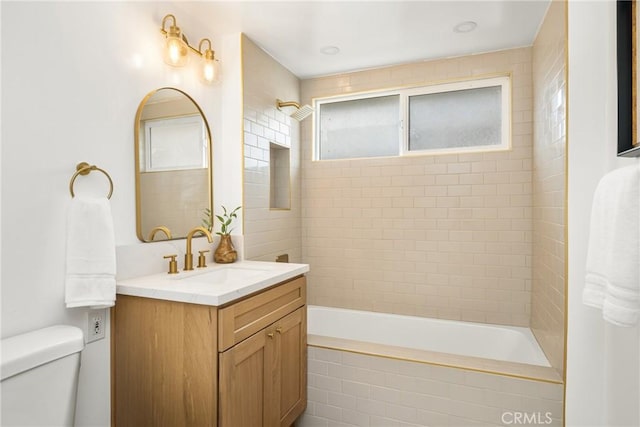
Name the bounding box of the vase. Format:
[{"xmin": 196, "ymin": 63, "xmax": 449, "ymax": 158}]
[{"xmin": 214, "ymin": 234, "xmax": 237, "ymax": 264}]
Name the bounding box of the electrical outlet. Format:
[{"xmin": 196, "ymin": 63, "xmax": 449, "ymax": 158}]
[{"xmin": 87, "ymin": 309, "xmax": 106, "ymax": 343}]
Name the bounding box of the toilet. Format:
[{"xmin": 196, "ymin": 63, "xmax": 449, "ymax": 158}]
[{"xmin": 1, "ymin": 325, "xmax": 84, "ymax": 426}]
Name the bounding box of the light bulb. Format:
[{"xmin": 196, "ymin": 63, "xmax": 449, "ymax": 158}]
[
  {"xmin": 164, "ymin": 35, "xmax": 188, "ymax": 67},
  {"xmin": 198, "ymin": 39, "xmax": 220, "ymax": 84},
  {"xmin": 161, "ymin": 15, "xmax": 188, "ymax": 67},
  {"xmin": 201, "ymin": 57, "xmax": 220, "ymax": 84}
]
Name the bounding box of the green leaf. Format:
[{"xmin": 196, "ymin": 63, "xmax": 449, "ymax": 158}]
[{"xmin": 215, "ymin": 205, "xmax": 241, "ymax": 236}]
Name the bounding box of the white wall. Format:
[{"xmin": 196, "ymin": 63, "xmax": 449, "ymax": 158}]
[
  {"xmin": 1, "ymin": 3, "xmax": 242, "ymax": 425},
  {"xmin": 566, "ymin": 1, "xmax": 640, "ymax": 425}
]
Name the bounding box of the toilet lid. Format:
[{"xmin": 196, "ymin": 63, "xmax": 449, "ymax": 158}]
[{"xmin": 1, "ymin": 325, "xmax": 84, "ymax": 380}]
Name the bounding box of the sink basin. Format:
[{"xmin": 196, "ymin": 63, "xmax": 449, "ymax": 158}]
[{"xmin": 177, "ymin": 266, "xmax": 272, "ymax": 285}]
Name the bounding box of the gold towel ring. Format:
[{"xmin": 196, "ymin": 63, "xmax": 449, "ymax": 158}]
[{"xmin": 69, "ymin": 162, "xmax": 114, "ymax": 199}]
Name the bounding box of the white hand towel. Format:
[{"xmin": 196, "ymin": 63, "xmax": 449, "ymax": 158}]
[
  {"xmin": 583, "ymin": 164, "xmax": 640, "ymax": 327},
  {"xmin": 65, "ymin": 196, "xmax": 116, "ymax": 309}
]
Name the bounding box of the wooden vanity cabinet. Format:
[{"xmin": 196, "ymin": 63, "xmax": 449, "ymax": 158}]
[
  {"xmin": 112, "ymin": 295, "xmax": 218, "ymax": 427},
  {"xmin": 275, "ymin": 307, "xmax": 307, "ymax": 426},
  {"xmin": 218, "ymin": 276, "xmax": 307, "ymax": 427},
  {"xmin": 219, "ymin": 307, "xmax": 306, "ymax": 427},
  {"xmin": 112, "ymin": 275, "xmax": 306, "ymax": 427}
]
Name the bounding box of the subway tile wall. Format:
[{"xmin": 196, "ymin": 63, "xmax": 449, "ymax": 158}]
[
  {"xmin": 300, "ymin": 48, "xmax": 534, "ymax": 326},
  {"xmin": 242, "ymin": 35, "xmax": 303, "ymax": 262},
  {"xmin": 299, "ymin": 347, "xmax": 563, "ymax": 427},
  {"xmin": 531, "ymin": 0, "xmax": 567, "ymax": 376},
  {"xmin": 270, "ymin": 144, "xmax": 291, "ymax": 209},
  {"xmin": 139, "ymin": 169, "xmax": 209, "ymax": 238}
]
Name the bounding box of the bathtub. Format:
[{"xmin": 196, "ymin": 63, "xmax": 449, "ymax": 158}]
[
  {"xmin": 301, "ymin": 305, "xmax": 564, "ymax": 427},
  {"xmin": 307, "ymin": 305, "xmax": 550, "ymax": 367}
]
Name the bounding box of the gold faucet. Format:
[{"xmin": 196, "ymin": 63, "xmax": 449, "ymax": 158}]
[
  {"xmin": 184, "ymin": 226, "xmax": 213, "ymax": 271},
  {"xmin": 148, "ymin": 226, "xmax": 172, "ymax": 241}
]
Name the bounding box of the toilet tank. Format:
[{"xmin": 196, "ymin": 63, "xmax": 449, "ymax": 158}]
[{"xmin": 1, "ymin": 325, "xmax": 84, "ymax": 426}]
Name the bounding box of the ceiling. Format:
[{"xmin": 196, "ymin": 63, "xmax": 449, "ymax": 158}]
[{"xmin": 175, "ymin": 0, "xmax": 551, "ymax": 79}]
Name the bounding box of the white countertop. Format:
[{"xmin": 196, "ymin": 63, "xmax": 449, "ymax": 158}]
[{"xmin": 116, "ymin": 260, "xmax": 309, "ymax": 306}]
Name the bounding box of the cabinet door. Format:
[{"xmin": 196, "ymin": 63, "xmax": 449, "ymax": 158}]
[
  {"xmin": 275, "ymin": 307, "xmax": 307, "ymax": 427},
  {"xmin": 219, "ymin": 307, "xmax": 307, "ymax": 427},
  {"xmin": 113, "ymin": 296, "xmax": 217, "ymax": 427},
  {"xmin": 219, "ymin": 327, "xmax": 277, "ymax": 427}
]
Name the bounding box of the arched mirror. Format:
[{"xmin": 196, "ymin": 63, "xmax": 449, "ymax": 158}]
[{"xmin": 134, "ymin": 87, "xmax": 213, "ymax": 242}]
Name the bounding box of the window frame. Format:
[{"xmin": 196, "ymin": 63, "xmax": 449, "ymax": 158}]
[
  {"xmin": 313, "ymin": 74, "xmax": 512, "ymax": 161},
  {"xmin": 143, "ymin": 114, "xmax": 208, "ymax": 172},
  {"xmin": 313, "ymin": 89, "xmax": 403, "ymax": 161}
]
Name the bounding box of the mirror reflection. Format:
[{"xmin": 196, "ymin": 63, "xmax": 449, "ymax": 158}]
[{"xmin": 134, "ymin": 87, "xmax": 212, "ymax": 242}]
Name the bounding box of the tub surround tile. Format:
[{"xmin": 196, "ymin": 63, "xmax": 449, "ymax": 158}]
[
  {"xmin": 308, "ymin": 335, "xmax": 562, "ymax": 385},
  {"xmin": 301, "ymin": 346, "xmax": 563, "ymax": 427},
  {"xmin": 301, "ymin": 48, "xmax": 534, "ymax": 327},
  {"xmin": 531, "ymin": 0, "xmax": 567, "ymax": 377},
  {"xmin": 297, "ymin": 413, "xmax": 329, "ymax": 427}
]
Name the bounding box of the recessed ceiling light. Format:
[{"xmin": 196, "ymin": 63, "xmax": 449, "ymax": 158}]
[
  {"xmin": 320, "ymin": 46, "xmax": 340, "ymax": 55},
  {"xmin": 453, "ymin": 21, "xmax": 477, "ymax": 33}
]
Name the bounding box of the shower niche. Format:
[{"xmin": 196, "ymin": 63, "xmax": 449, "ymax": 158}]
[{"xmin": 270, "ymin": 142, "xmax": 290, "ymax": 210}]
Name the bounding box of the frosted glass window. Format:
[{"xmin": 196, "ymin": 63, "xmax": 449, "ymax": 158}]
[
  {"xmin": 408, "ymin": 86, "xmax": 502, "ymax": 152},
  {"xmin": 313, "ymin": 76, "xmax": 510, "ymax": 161},
  {"xmin": 144, "ymin": 115, "xmax": 207, "ymax": 171},
  {"xmin": 318, "ymin": 95, "xmax": 400, "ymax": 160}
]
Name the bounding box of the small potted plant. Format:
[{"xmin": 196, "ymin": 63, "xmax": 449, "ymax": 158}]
[{"xmin": 213, "ymin": 205, "xmax": 240, "ymax": 263}]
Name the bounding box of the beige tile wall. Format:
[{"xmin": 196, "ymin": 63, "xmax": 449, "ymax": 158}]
[
  {"xmin": 300, "ymin": 48, "xmax": 534, "ymax": 326},
  {"xmin": 531, "ymin": 0, "xmax": 567, "ymax": 376},
  {"xmin": 242, "ymin": 35, "xmax": 303, "ymax": 262},
  {"xmin": 139, "ymin": 169, "xmax": 209, "ymax": 238},
  {"xmin": 270, "ymin": 143, "xmax": 291, "ymax": 209},
  {"xmin": 299, "ymin": 346, "xmax": 563, "ymax": 427}
]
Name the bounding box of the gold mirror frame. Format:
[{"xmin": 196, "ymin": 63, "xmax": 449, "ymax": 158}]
[{"xmin": 134, "ymin": 87, "xmax": 213, "ymax": 242}]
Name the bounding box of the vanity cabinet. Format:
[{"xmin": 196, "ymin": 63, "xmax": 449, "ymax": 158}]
[
  {"xmin": 217, "ymin": 276, "xmax": 307, "ymax": 427},
  {"xmin": 112, "ymin": 295, "xmax": 218, "ymax": 426},
  {"xmin": 112, "ymin": 275, "xmax": 306, "ymax": 427},
  {"xmin": 219, "ymin": 307, "xmax": 306, "ymax": 427}
]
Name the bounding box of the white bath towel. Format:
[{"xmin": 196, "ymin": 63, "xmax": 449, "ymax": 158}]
[
  {"xmin": 65, "ymin": 196, "xmax": 116, "ymax": 309},
  {"xmin": 583, "ymin": 164, "xmax": 640, "ymax": 327}
]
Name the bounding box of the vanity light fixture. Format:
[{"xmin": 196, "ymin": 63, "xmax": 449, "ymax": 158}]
[
  {"xmin": 198, "ymin": 38, "xmax": 220, "ymax": 84},
  {"xmin": 160, "ymin": 14, "xmax": 221, "ymax": 84},
  {"xmin": 161, "ymin": 14, "xmax": 189, "ymax": 67}
]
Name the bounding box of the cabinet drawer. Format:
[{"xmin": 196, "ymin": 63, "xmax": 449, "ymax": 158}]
[{"xmin": 218, "ymin": 276, "xmax": 306, "ymax": 351}]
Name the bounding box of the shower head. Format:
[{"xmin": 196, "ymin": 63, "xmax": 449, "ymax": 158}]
[
  {"xmin": 289, "ymin": 104, "xmax": 314, "ymax": 121},
  {"xmin": 276, "ymin": 99, "xmax": 314, "ymax": 121}
]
